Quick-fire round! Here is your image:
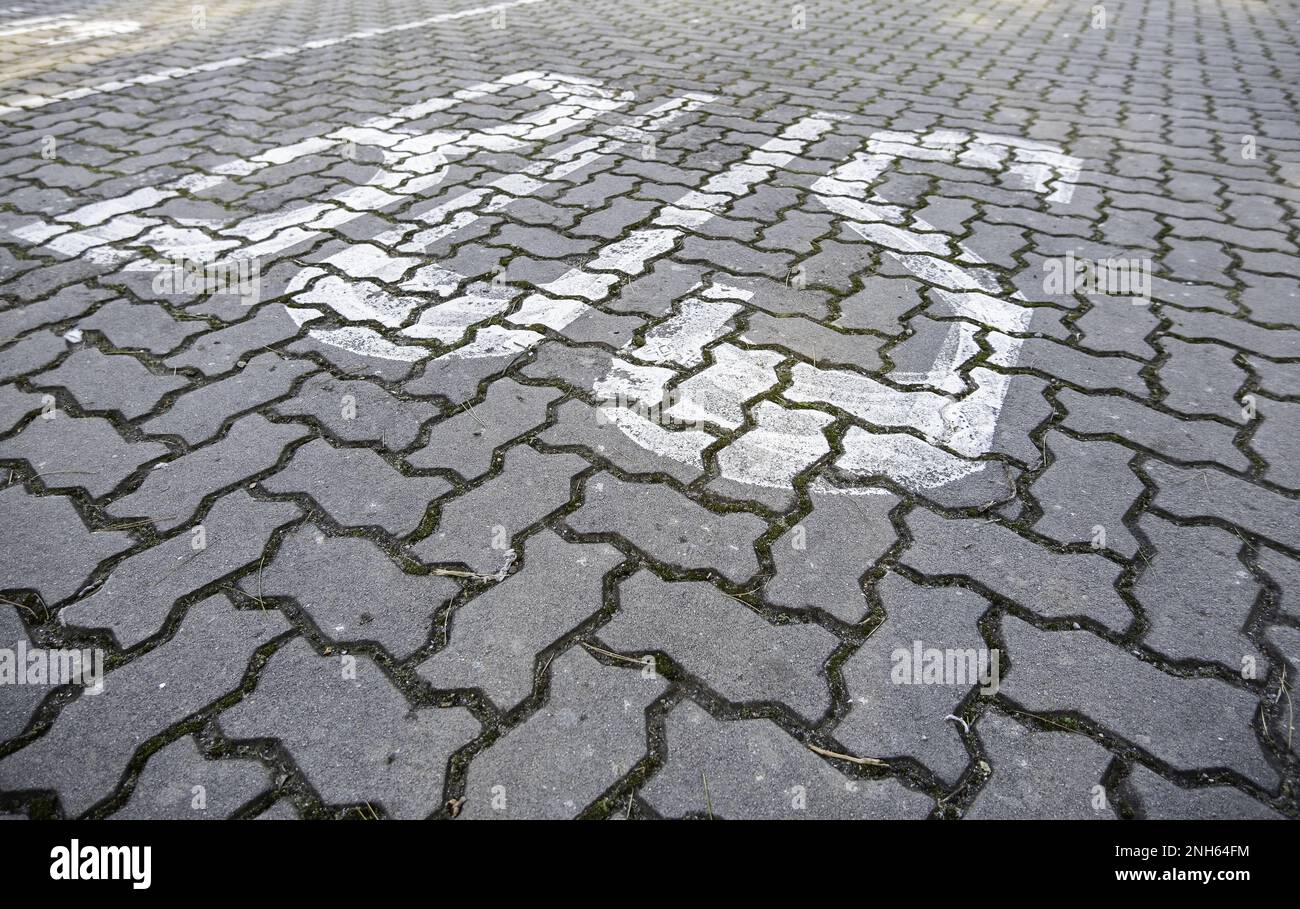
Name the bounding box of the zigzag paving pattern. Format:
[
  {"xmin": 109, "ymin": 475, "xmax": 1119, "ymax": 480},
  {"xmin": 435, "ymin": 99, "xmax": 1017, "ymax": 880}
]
[{"xmin": 0, "ymin": 0, "xmax": 1297, "ymax": 821}]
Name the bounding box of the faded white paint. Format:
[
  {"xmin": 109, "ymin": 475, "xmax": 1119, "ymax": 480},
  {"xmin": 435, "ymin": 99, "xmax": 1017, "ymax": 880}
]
[
  {"xmin": 0, "ymin": 0, "xmax": 550, "ymax": 117},
  {"xmin": 715, "ymin": 402, "xmax": 834, "ymax": 492},
  {"xmin": 0, "ymin": 15, "xmax": 140, "ymax": 45},
  {"xmin": 630, "ymin": 298, "xmax": 742, "ymax": 368},
  {"xmin": 2, "ymin": 74, "xmax": 1080, "ymax": 499},
  {"xmin": 663, "ymin": 344, "xmax": 783, "ymax": 429}
]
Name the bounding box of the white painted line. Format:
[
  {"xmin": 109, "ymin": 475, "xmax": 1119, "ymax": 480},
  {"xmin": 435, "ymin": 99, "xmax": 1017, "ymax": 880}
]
[
  {"xmin": 630, "ymin": 299, "xmax": 743, "ymax": 368},
  {"xmin": 603, "ymin": 125, "xmax": 1077, "ymax": 494},
  {"xmin": 407, "ymin": 287, "xmax": 521, "ymax": 342},
  {"xmin": 0, "ymin": 14, "xmax": 73, "ymax": 35},
  {"xmin": 18, "ymin": 68, "xmax": 627, "ymax": 285},
  {"xmin": 837, "ymin": 426, "xmax": 986, "ymax": 490},
  {"xmin": 10, "ymin": 70, "xmax": 546, "ymax": 263},
  {"xmin": 530, "ymin": 113, "xmax": 838, "ymax": 330},
  {"xmin": 598, "ymin": 404, "xmax": 714, "ymax": 468},
  {"xmin": 394, "ymin": 91, "xmax": 710, "ymax": 254},
  {"xmin": 890, "ymin": 321, "xmax": 981, "ymax": 394},
  {"xmin": 663, "ymin": 344, "xmax": 784, "ymax": 430},
  {"xmin": 0, "ymin": 14, "xmax": 135, "ymax": 44},
  {"xmin": 715, "ymin": 401, "xmax": 834, "ymax": 492},
  {"xmin": 440, "ymin": 324, "xmax": 544, "ymax": 359},
  {"xmin": 305, "ymin": 326, "xmax": 427, "ymax": 362},
  {"xmin": 15, "ymin": 80, "xmax": 708, "ymax": 370},
  {"xmin": 293, "ymin": 276, "xmax": 420, "ymax": 328},
  {"xmin": 785, "ymin": 363, "xmax": 951, "ymax": 441},
  {"xmin": 592, "ymin": 358, "xmax": 677, "ymax": 407},
  {"xmin": 0, "ymin": 0, "xmax": 549, "ymax": 117}
]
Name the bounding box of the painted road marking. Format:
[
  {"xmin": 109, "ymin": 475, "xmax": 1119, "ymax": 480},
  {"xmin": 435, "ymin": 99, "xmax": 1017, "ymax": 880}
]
[
  {"xmin": 2, "ymin": 71, "xmax": 1084, "ymax": 497},
  {"xmin": 9, "ymin": 70, "xmax": 551, "ymax": 258},
  {"xmin": 0, "ymin": 15, "xmax": 141, "ymax": 45},
  {"xmin": 5, "ymin": 75, "xmax": 714, "ymax": 369},
  {"xmin": 573, "ymin": 125, "xmax": 1079, "ymax": 496},
  {"xmin": 0, "ymin": 0, "xmax": 548, "ymax": 117},
  {"xmin": 12, "ymin": 70, "xmax": 630, "ymax": 271}
]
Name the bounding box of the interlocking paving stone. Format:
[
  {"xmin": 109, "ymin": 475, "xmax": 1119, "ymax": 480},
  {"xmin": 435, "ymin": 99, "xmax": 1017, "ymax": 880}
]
[
  {"xmin": 1252, "ymin": 397, "xmax": 1300, "ymax": 491},
  {"xmin": 110, "ymin": 735, "xmax": 271, "ymax": 820},
  {"xmin": 261, "ymin": 437, "xmax": 448, "ymax": 536},
  {"xmin": 219, "ymin": 637, "xmax": 479, "ymax": 820},
  {"xmin": 552, "ymin": 305, "xmax": 645, "ymax": 346},
  {"xmin": 1257, "ymin": 547, "xmax": 1300, "ymax": 624},
  {"xmin": 164, "ymin": 306, "xmax": 308, "ymax": 377},
  {"xmin": 403, "ymin": 327, "xmax": 542, "ymax": 404},
  {"xmin": 630, "ymin": 297, "xmax": 740, "ymax": 369},
  {"xmin": 143, "ymin": 352, "xmax": 315, "ymax": 444},
  {"xmin": 107, "ymin": 413, "xmax": 308, "ymax": 532},
  {"xmin": 707, "ymin": 401, "xmax": 835, "ymax": 511},
  {"xmin": 1059, "ymin": 388, "xmax": 1250, "ymax": 471},
  {"xmin": 1156, "ymin": 337, "xmax": 1248, "ymax": 423},
  {"xmin": 538, "ymin": 398, "xmax": 705, "ymax": 484},
  {"xmin": 988, "ymin": 333, "xmax": 1148, "ymax": 395},
  {"xmin": 1073, "ymin": 298, "xmax": 1159, "ymax": 359},
  {"xmin": 273, "ymin": 372, "xmax": 436, "ymax": 451},
  {"xmin": 0, "ymin": 486, "xmax": 132, "ymax": 607},
  {"xmin": 765, "ymin": 492, "xmax": 898, "ymax": 623},
  {"xmin": 418, "ymin": 529, "xmax": 623, "ymax": 710},
  {"xmin": 833, "ymin": 276, "xmax": 924, "ymax": 333},
  {"xmin": 406, "ymin": 377, "xmax": 560, "ymax": 480},
  {"xmin": 410, "ymin": 445, "xmax": 586, "ymax": 576},
  {"xmin": 797, "ymin": 238, "xmax": 872, "ymax": 294},
  {"xmin": 459, "ymin": 646, "xmax": 664, "ymax": 819},
  {"xmin": 519, "ymin": 341, "xmax": 619, "ymax": 390},
  {"xmin": 757, "ymin": 210, "xmax": 834, "ymax": 255},
  {"xmin": 1250, "ymin": 356, "xmax": 1300, "ymax": 400},
  {"xmin": 966, "ymin": 711, "xmax": 1116, "ymax": 820},
  {"xmin": 291, "ymin": 275, "xmax": 418, "ymax": 328},
  {"xmin": 0, "ymin": 285, "xmax": 112, "ymax": 341},
  {"xmin": 32, "ymin": 347, "xmax": 187, "ymax": 420},
  {"xmin": 0, "ymin": 384, "xmax": 42, "ymax": 434},
  {"xmin": 837, "ymin": 572, "xmax": 989, "ymax": 784},
  {"xmin": 63, "ymin": 490, "xmax": 301, "ymax": 648},
  {"xmin": 1134, "ymin": 514, "xmax": 1262, "ymax": 670},
  {"xmin": 886, "ymin": 317, "xmax": 976, "ymax": 392},
  {"xmin": 0, "ymin": 606, "xmax": 47, "ymax": 743},
  {"xmin": 567, "ymin": 472, "xmax": 766, "ymax": 584},
  {"xmin": 0, "ymin": 412, "xmax": 168, "ymax": 498},
  {"xmin": 643, "ymin": 700, "xmax": 932, "ymax": 819},
  {"xmin": 241, "ymin": 523, "xmax": 457, "ymax": 660},
  {"xmin": 0, "ymin": 331, "xmax": 66, "ymax": 381},
  {"xmin": 0, "ymin": 595, "xmax": 286, "ymax": 817},
  {"xmin": 1165, "ymin": 307, "xmax": 1300, "ymax": 360},
  {"xmin": 1122, "ymin": 764, "xmax": 1282, "ymax": 820},
  {"xmin": 740, "ymin": 311, "xmax": 882, "ymax": 372},
  {"xmin": 664, "ymin": 343, "xmax": 782, "ymax": 430},
  {"xmin": 1240, "ymin": 274, "xmax": 1300, "ymax": 329},
  {"xmin": 1145, "ymin": 460, "xmax": 1300, "ymax": 552},
  {"xmin": 835, "ymin": 426, "xmax": 1022, "ymax": 509},
  {"xmin": 901, "ymin": 508, "xmax": 1133, "ymax": 632},
  {"xmin": 607, "ymin": 261, "xmax": 706, "ymax": 317},
  {"xmin": 1026, "ymin": 431, "xmax": 1142, "ymax": 557},
  {"xmin": 77, "ymin": 300, "xmax": 205, "ymax": 355},
  {"xmin": 285, "ymin": 331, "xmax": 419, "ymax": 382},
  {"xmin": 606, "ymin": 570, "xmax": 838, "ymax": 722},
  {"xmin": 999, "ymin": 616, "xmax": 1277, "ymax": 789}
]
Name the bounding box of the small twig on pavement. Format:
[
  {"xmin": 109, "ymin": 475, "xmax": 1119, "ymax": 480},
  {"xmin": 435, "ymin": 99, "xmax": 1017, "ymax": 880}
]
[{"xmin": 807, "ymin": 743, "xmax": 889, "ymax": 767}]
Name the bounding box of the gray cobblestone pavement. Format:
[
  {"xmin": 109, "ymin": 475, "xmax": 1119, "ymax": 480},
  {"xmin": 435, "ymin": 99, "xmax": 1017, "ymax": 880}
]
[{"xmin": 0, "ymin": 0, "xmax": 1297, "ymax": 821}]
